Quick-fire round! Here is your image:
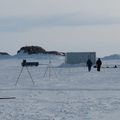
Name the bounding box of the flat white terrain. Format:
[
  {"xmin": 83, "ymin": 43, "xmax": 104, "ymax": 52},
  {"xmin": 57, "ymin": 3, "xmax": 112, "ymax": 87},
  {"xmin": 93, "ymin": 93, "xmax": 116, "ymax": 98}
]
[{"xmin": 0, "ymin": 56, "xmax": 120, "ymax": 120}]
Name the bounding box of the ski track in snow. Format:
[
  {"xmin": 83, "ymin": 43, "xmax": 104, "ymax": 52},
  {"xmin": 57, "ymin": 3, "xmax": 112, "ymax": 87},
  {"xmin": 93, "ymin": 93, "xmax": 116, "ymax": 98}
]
[{"xmin": 0, "ymin": 58, "xmax": 120, "ymax": 120}]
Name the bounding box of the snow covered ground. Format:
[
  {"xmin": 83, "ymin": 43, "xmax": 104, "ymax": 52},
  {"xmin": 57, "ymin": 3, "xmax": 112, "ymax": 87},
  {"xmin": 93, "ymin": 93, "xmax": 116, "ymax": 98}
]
[{"xmin": 0, "ymin": 56, "xmax": 120, "ymax": 120}]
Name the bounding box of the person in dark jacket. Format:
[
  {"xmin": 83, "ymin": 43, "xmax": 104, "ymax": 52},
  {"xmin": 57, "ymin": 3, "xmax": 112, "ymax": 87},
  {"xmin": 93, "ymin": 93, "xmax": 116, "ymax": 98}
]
[
  {"xmin": 86, "ymin": 59, "xmax": 93, "ymax": 72},
  {"xmin": 96, "ymin": 58, "xmax": 102, "ymax": 71}
]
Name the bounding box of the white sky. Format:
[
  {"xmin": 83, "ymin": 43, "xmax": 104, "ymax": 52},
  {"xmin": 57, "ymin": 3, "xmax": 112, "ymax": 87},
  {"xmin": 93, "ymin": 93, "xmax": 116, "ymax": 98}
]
[{"xmin": 0, "ymin": 0, "xmax": 120, "ymax": 57}]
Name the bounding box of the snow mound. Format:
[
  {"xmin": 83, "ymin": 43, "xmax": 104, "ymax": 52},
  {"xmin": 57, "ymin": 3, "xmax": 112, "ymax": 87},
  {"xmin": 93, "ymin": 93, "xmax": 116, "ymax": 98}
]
[
  {"xmin": 58, "ymin": 63, "xmax": 86, "ymax": 68},
  {"xmin": 0, "ymin": 55, "xmax": 12, "ymax": 59},
  {"xmin": 102, "ymin": 54, "xmax": 120, "ymax": 60},
  {"xmin": 14, "ymin": 53, "xmax": 65, "ymax": 60}
]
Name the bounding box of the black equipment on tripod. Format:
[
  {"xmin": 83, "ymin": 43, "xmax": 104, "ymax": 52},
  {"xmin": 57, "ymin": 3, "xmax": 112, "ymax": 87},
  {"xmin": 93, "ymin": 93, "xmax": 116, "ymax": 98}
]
[{"xmin": 21, "ymin": 59, "xmax": 39, "ymax": 67}]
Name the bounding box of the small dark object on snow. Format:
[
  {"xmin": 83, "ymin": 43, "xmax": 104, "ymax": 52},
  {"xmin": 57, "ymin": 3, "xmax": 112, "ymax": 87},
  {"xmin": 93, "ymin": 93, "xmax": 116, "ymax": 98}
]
[
  {"xmin": 114, "ymin": 65, "xmax": 117, "ymax": 68},
  {"xmin": 0, "ymin": 97, "xmax": 16, "ymax": 99}
]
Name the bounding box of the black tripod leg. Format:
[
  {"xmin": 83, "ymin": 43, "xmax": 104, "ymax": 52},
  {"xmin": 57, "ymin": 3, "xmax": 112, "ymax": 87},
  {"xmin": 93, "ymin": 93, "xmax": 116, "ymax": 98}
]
[
  {"xmin": 15, "ymin": 67, "xmax": 24, "ymax": 86},
  {"xmin": 26, "ymin": 67, "xmax": 35, "ymax": 85}
]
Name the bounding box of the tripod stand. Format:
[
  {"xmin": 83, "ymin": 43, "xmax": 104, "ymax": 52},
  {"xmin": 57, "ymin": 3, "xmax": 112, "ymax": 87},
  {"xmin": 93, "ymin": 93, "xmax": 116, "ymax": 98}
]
[
  {"xmin": 15, "ymin": 66, "xmax": 35, "ymax": 86},
  {"xmin": 43, "ymin": 60, "xmax": 57, "ymax": 80}
]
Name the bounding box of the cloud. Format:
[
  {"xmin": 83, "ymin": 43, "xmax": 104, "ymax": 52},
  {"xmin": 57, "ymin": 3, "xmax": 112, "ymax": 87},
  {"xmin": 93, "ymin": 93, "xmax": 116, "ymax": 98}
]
[{"xmin": 0, "ymin": 13, "xmax": 120, "ymax": 32}]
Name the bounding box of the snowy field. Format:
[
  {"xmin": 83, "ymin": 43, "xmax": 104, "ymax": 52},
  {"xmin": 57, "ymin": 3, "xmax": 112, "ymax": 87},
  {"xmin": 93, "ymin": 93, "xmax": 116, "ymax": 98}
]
[{"xmin": 0, "ymin": 56, "xmax": 120, "ymax": 120}]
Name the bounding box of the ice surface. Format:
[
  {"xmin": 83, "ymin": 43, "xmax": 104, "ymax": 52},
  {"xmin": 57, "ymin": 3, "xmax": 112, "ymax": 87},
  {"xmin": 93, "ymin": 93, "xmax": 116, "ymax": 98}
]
[{"xmin": 0, "ymin": 56, "xmax": 120, "ymax": 120}]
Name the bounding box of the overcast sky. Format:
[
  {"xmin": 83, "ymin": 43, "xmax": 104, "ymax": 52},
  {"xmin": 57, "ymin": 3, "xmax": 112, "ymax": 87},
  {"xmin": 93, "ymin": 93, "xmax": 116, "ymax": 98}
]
[{"xmin": 0, "ymin": 0, "xmax": 120, "ymax": 57}]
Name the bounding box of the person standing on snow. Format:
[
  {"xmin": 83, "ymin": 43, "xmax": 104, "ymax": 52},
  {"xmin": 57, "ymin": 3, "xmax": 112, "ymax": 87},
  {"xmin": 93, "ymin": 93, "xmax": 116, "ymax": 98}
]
[
  {"xmin": 96, "ymin": 58, "xmax": 102, "ymax": 71},
  {"xmin": 86, "ymin": 59, "xmax": 93, "ymax": 72}
]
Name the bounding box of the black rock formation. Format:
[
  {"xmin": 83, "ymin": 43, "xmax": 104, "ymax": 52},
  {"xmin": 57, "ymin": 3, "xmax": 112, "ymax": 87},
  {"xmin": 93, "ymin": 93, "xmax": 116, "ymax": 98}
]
[
  {"xmin": 17, "ymin": 46, "xmax": 46, "ymax": 54},
  {"xmin": 17, "ymin": 46, "xmax": 65, "ymax": 56}
]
